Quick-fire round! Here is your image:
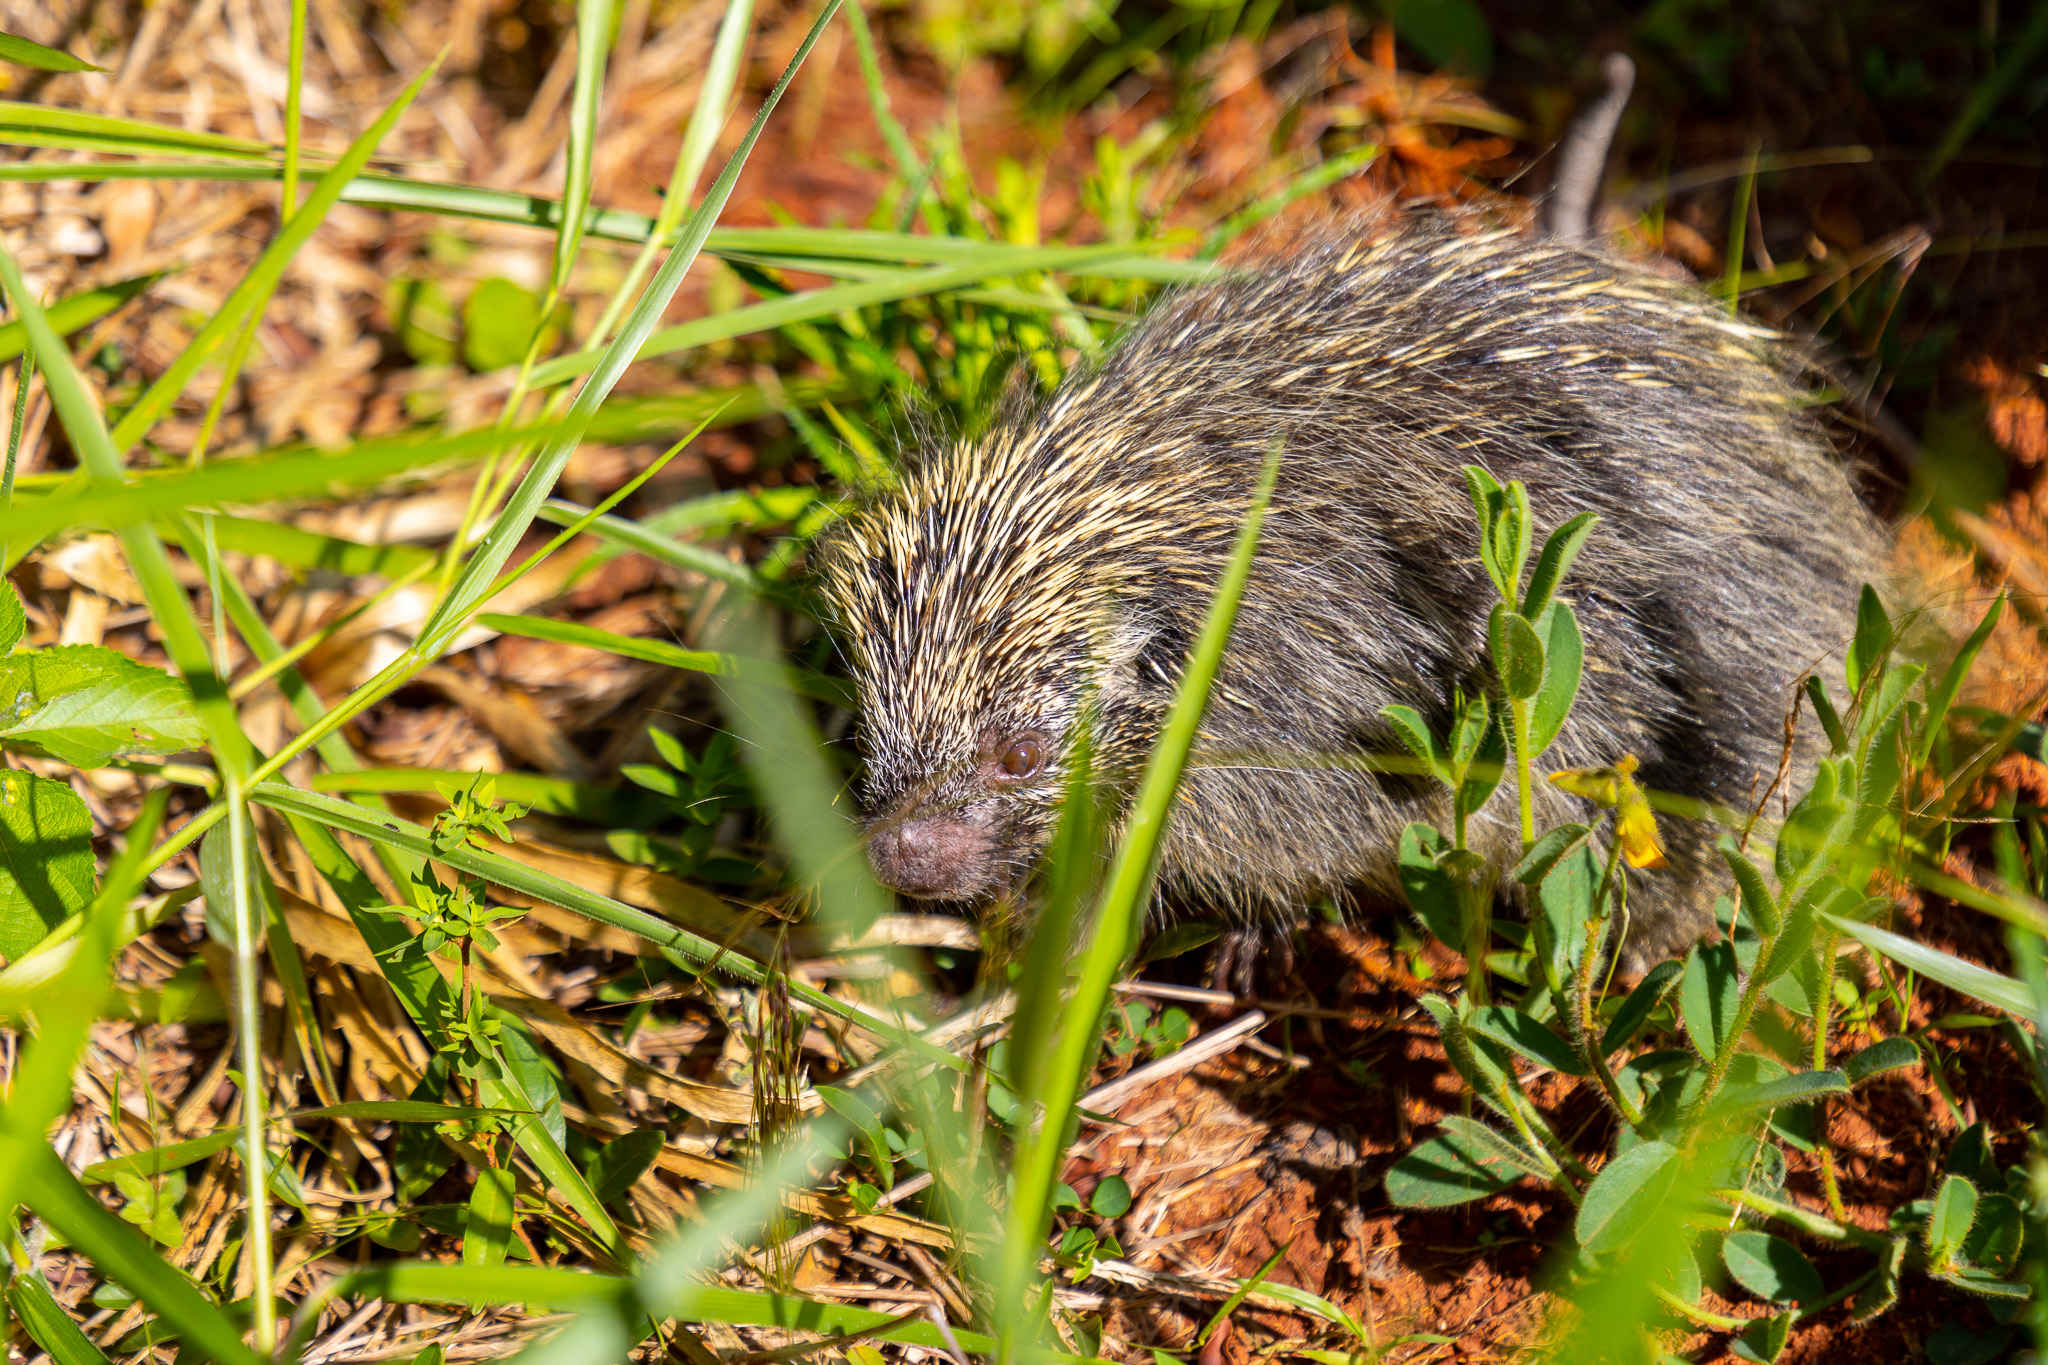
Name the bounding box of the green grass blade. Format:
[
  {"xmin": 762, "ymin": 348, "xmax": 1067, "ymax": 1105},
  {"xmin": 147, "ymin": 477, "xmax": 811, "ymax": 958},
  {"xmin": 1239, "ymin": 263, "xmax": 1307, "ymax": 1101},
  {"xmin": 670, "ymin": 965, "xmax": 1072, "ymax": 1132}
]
[
  {"xmin": 282, "ymin": 0, "xmax": 307, "ymax": 210},
  {"xmin": 0, "ymin": 100, "xmax": 267, "ymax": 158},
  {"xmin": 0, "ymin": 32, "xmax": 102, "ymax": 73},
  {"xmin": 6, "ymin": 1252, "xmax": 114, "ymax": 1364},
  {"xmin": 418, "ymin": 0, "xmax": 845, "ymax": 646},
  {"xmin": 706, "ymin": 604, "xmax": 893, "ymax": 942},
  {"xmin": 0, "ymin": 419, "xmax": 568, "ymax": 546},
  {"xmin": 527, "ymin": 243, "xmax": 1193, "ymax": 388},
  {"xmin": 313, "ymin": 768, "xmax": 650, "ymax": 825},
  {"xmin": 0, "ymin": 271, "xmax": 162, "ymax": 363},
  {"xmin": 479, "ymin": 613, "xmax": 851, "ymax": 705},
  {"xmin": 996, "ymin": 445, "xmax": 1279, "ymax": 1362},
  {"xmin": 107, "ymin": 55, "xmax": 440, "ymax": 454},
  {"xmin": 159, "ymin": 511, "xmax": 434, "ymax": 577},
  {"xmin": 1925, "ymin": 2, "xmax": 2048, "ymax": 185},
  {"xmin": 21, "ymin": 1147, "xmax": 262, "ymax": 1365},
  {"xmin": 579, "ymin": 0, "xmax": 754, "ymax": 350},
  {"xmin": 1826, "ymin": 914, "xmax": 2033, "ymax": 1016},
  {"xmin": 555, "ymin": 0, "xmax": 614, "ymax": 289},
  {"xmin": 343, "ymin": 1260, "xmax": 1110, "ymax": 1361},
  {"xmin": 843, "ymin": 1, "xmax": 922, "ymax": 182},
  {"xmin": 246, "ymin": 782, "xmax": 964, "ymax": 1068},
  {"xmin": 672, "ymin": 0, "xmax": 755, "ymax": 210}
]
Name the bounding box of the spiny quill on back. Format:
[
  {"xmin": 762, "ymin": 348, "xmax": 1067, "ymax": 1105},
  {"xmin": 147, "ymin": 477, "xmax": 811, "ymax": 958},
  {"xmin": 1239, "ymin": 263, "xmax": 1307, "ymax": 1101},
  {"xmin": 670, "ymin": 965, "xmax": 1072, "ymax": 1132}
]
[{"xmin": 812, "ymin": 224, "xmax": 1888, "ymax": 969}]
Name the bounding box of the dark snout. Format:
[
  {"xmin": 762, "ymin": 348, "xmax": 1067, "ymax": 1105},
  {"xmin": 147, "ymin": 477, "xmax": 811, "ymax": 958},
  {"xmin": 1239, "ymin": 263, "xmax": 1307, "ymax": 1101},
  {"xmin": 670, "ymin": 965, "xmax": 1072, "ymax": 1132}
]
[{"xmin": 866, "ymin": 813, "xmax": 997, "ymax": 899}]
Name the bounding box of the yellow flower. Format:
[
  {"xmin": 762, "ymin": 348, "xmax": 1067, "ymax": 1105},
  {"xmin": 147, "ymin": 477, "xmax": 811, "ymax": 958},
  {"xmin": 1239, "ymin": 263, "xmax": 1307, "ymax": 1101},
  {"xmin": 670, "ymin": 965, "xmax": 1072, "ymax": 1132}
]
[{"xmin": 1547, "ymin": 754, "xmax": 1668, "ymax": 870}]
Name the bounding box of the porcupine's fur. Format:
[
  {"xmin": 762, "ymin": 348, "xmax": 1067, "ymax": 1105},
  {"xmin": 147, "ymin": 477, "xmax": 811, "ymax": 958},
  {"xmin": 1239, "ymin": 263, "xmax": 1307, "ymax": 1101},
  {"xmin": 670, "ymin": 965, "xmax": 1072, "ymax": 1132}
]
[{"xmin": 812, "ymin": 224, "xmax": 1888, "ymax": 969}]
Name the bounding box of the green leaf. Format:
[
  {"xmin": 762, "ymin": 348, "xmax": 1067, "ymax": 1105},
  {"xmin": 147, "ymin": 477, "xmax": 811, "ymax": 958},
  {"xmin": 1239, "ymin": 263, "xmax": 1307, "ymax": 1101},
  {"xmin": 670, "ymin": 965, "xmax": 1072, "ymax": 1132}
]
[
  {"xmin": 1927, "ymin": 1173, "xmax": 1978, "ymax": 1269},
  {"xmin": 462, "ymin": 277, "xmax": 547, "ymax": 373},
  {"xmin": 1804, "ymin": 675, "xmax": 1847, "ymax": 754},
  {"xmin": 1513, "ymin": 822, "xmax": 1593, "ymax": 886},
  {"xmin": 1825, "ymin": 915, "xmax": 2034, "ymax": 1017},
  {"xmin": 1600, "ymin": 959, "xmax": 1683, "ymax": 1054},
  {"xmin": 1721, "ymin": 1230, "xmax": 1823, "ymax": 1303},
  {"xmin": 817, "ymin": 1085, "xmax": 892, "ymax": 1191},
  {"xmin": 0, "ymin": 577, "xmax": 22, "ymax": 653},
  {"xmin": 1531, "ymin": 838, "xmax": 1599, "ymax": 995},
  {"xmin": 0, "ymin": 768, "xmax": 95, "ymax": 957},
  {"xmin": 82, "ymin": 1132, "xmax": 239, "ymax": 1183},
  {"xmin": 1710, "ymin": 1070, "xmax": 1849, "ymax": 1117},
  {"xmin": 1575, "ymin": 1139, "xmax": 1680, "ymax": 1252},
  {"xmin": 1396, "ymin": 822, "xmax": 1463, "ymax": 947},
  {"xmin": 1091, "ymin": 1175, "xmax": 1133, "ymax": 1217},
  {"xmin": 1453, "ymin": 708, "xmax": 1507, "ymax": 824},
  {"xmin": 1842, "ymin": 1036, "xmax": 1920, "ymax": 1085},
  {"xmin": 8, "ymin": 1261, "xmax": 114, "ymax": 1364},
  {"xmin": 0, "ymin": 420, "xmax": 560, "ymax": 548},
  {"xmin": 1774, "ymin": 760, "xmax": 1843, "ymax": 888},
  {"xmin": 1854, "ymin": 1236, "xmax": 1906, "ymax": 1320},
  {"xmin": 1527, "ymin": 601, "xmax": 1583, "ymax": 756},
  {"xmin": 1380, "ymin": 703, "xmax": 1450, "ymax": 784},
  {"xmin": 478, "ymin": 613, "xmax": 849, "ymax": 706},
  {"xmin": 1963, "ymin": 1192, "xmax": 2025, "ymax": 1275},
  {"xmin": 0, "ymin": 645, "xmax": 205, "ymax": 765},
  {"xmin": 158, "ymin": 512, "xmax": 434, "ymax": 579},
  {"xmin": 1731, "ymin": 1310, "xmax": 1793, "ymax": 1364},
  {"xmin": 1436, "ymin": 1116, "xmax": 1554, "ymax": 1182},
  {"xmin": 1844, "ymin": 585, "xmax": 1892, "ymax": 695},
  {"xmin": 1468, "ymin": 1005, "xmax": 1588, "ymax": 1075},
  {"xmin": 1489, "ymin": 606, "xmax": 1545, "ymax": 699},
  {"xmin": 1520, "ymin": 511, "xmax": 1598, "ymax": 623},
  {"xmin": 464, "ymin": 1164, "xmax": 517, "ymax": 1267},
  {"xmin": 0, "ymin": 272, "xmax": 160, "ymax": 365},
  {"xmin": 1917, "ymin": 589, "xmax": 2004, "ymax": 765},
  {"xmin": 1719, "ymin": 836, "xmax": 1779, "ymax": 937},
  {"xmin": 1680, "ymin": 941, "xmax": 1738, "ymax": 1063},
  {"xmin": 586, "ymin": 1129, "xmax": 664, "ymax": 1204},
  {"xmin": 1383, "ymin": 1130, "xmax": 1520, "ymax": 1207},
  {"xmin": 0, "ymin": 32, "xmax": 102, "ymax": 72}
]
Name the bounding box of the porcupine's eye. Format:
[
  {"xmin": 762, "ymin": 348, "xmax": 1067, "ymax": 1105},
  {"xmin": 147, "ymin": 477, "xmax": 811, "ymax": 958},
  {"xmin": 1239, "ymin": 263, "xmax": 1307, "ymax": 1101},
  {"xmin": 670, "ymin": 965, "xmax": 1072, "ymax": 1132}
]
[{"xmin": 995, "ymin": 735, "xmax": 1045, "ymax": 780}]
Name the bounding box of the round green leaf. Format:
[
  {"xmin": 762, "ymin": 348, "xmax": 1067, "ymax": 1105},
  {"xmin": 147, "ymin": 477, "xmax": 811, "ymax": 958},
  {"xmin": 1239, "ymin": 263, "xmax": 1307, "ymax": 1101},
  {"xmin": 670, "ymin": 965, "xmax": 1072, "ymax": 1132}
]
[
  {"xmin": 1575, "ymin": 1139, "xmax": 1679, "ymax": 1252},
  {"xmin": 1721, "ymin": 1230, "xmax": 1824, "ymax": 1304},
  {"xmin": 1090, "ymin": 1175, "xmax": 1132, "ymax": 1217}
]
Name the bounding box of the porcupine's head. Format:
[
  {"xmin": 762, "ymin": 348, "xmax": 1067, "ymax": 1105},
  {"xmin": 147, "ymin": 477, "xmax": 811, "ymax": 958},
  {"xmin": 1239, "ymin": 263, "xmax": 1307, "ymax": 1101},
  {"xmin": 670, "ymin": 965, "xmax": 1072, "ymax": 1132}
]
[{"xmin": 812, "ymin": 396, "xmax": 1219, "ymax": 906}]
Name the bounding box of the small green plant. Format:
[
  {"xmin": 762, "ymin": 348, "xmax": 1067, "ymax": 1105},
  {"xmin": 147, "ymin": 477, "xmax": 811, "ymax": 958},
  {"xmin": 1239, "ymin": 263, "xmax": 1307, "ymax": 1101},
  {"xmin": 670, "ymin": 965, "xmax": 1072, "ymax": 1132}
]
[{"xmin": 1379, "ymin": 466, "xmax": 2036, "ymax": 1357}]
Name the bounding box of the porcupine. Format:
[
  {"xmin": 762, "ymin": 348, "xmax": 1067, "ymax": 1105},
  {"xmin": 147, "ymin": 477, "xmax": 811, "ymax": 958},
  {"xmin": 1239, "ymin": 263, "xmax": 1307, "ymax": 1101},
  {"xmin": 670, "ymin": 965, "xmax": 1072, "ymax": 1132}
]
[{"xmin": 811, "ymin": 110, "xmax": 1886, "ymax": 976}]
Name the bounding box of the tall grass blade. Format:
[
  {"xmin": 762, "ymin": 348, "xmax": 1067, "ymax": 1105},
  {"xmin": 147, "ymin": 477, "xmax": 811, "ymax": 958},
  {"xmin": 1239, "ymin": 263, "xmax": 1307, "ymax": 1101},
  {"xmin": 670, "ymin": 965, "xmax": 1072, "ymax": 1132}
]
[
  {"xmin": 417, "ymin": 0, "xmax": 847, "ymax": 645},
  {"xmin": 580, "ymin": 0, "xmax": 754, "ymax": 351},
  {"xmin": 527, "ymin": 242, "xmax": 1192, "ymax": 388},
  {"xmin": 0, "ymin": 418, "xmax": 569, "ymax": 545},
  {"xmin": 556, "ymin": 0, "xmax": 615, "ymax": 290},
  {"xmin": 106, "ymin": 55, "xmax": 441, "ymax": 453},
  {"xmin": 21, "ymin": 1147, "xmax": 262, "ymax": 1365},
  {"xmin": 996, "ymin": 446, "xmax": 1280, "ymax": 1362}
]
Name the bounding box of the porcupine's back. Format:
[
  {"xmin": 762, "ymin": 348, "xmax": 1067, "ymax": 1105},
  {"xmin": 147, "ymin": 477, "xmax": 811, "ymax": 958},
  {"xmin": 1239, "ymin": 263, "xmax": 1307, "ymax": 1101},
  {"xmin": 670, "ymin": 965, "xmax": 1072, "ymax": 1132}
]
[{"xmin": 822, "ymin": 224, "xmax": 1887, "ymax": 968}]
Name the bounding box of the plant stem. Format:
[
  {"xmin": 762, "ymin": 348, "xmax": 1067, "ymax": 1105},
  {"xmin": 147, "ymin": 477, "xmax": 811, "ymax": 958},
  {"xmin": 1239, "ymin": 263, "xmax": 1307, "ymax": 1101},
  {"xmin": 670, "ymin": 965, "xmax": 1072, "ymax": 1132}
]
[
  {"xmin": 1508, "ymin": 694, "xmax": 1536, "ymax": 850},
  {"xmin": 1571, "ymin": 838, "xmax": 1646, "ymax": 1128}
]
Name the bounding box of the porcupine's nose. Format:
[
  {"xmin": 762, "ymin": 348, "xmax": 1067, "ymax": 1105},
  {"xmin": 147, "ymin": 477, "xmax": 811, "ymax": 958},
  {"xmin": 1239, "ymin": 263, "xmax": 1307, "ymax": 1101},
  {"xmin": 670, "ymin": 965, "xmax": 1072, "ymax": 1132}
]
[{"xmin": 867, "ymin": 816, "xmax": 991, "ymax": 899}]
